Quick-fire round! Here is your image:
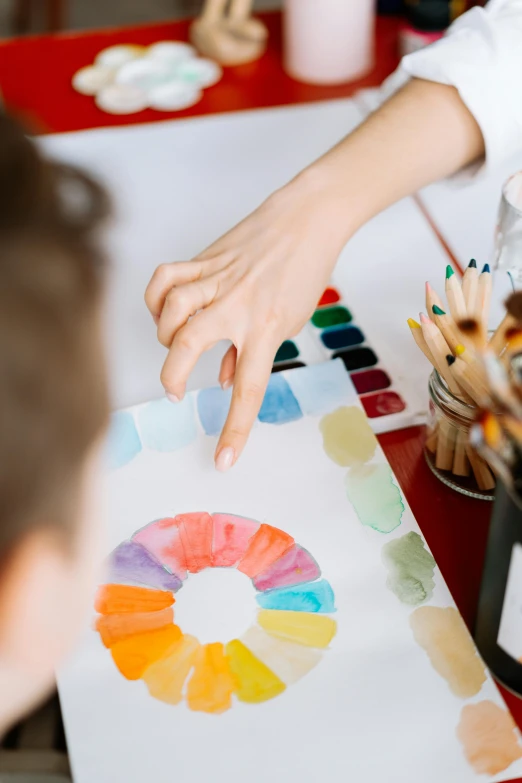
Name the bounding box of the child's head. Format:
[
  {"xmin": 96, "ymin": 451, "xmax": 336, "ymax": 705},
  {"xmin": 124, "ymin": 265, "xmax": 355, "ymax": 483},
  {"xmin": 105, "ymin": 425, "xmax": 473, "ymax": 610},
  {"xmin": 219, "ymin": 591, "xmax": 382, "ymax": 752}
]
[{"xmin": 0, "ymin": 115, "xmax": 110, "ymax": 730}]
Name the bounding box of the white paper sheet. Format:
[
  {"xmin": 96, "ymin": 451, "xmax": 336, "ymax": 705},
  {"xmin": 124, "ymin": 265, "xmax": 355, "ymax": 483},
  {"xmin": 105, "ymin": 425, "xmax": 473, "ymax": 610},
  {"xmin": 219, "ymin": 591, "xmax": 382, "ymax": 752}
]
[{"xmin": 58, "ymin": 362, "xmax": 522, "ymax": 783}]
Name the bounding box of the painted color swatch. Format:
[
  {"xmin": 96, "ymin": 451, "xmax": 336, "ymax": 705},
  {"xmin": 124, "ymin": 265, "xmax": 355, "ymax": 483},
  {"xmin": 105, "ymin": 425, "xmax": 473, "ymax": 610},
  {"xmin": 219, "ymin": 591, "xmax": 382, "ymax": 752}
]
[
  {"xmin": 211, "ymin": 513, "xmax": 259, "ymax": 568},
  {"xmin": 186, "ymin": 642, "xmax": 236, "ymax": 714},
  {"xmin": 410, "ymin": 607, "xmax": 486, "ymax": 698},
  {"xmin": 345, "ymin": 464, "xmax": 404, "ymax": 534},
  {"xmin": 351, "ymin": 369, "xmax": 391, "ymax": 395},
  {"xmin": 457, "ymin": 701, "xmax": 522, "ymax": 775},
  {"xmin": 361, "ymin": 391, "xmax": 406, "ymax": 419},
  {"xmin": 256, "ymin": 580, "xmax": 336, "ymax": 613},
  {"xmin": 285, "ymin": 360, "xmax": 354, "ymax": 418},
  {"xmin": 138, "ymin": 397, "xmax": 197, "ymax": 452},
  {"xmin": 258, "ymin": 374, "xmax": 303, "ymax": 425},
  {"xmin": 238, "ymin": 524, "xmax": 295, "ymax": 578},
  {"xmin": 106, "ymin": 411, "xmax": 142, "ymax": 470},
  {"xmin": 197, "ymin": 386, "xmax": 232, "ymax": 437},
  {"xmin": 382, "ymin": 532, "xmax": 436, "ymax": 606},
  {"xmin": 95, "ymin": 512, "xmax": 337, "ymax": 714},
  {"xmin": 95, "ymin": 584, "xmax": 175, "ymax": 615},
  {"xmin": 274, "ymin": 340, "xmax": 299, "ymax": 363},
  {"xmin": 318, "ymin": 287, "xmax": 341, "ymax": 307},
  {"xmin": 258, "ymin": 610, "xmax": 337, "ymax": 648},
  {"xmin": 107, "ymin": 541, "xmax": 183, "ymax": 592},
  {"xmin": 253, "ymin": 544, "xmax": 321, "ymax": 591},
  {"xmin": 320, "ymin": 406, "xmax": 377, "ymax": 467}
]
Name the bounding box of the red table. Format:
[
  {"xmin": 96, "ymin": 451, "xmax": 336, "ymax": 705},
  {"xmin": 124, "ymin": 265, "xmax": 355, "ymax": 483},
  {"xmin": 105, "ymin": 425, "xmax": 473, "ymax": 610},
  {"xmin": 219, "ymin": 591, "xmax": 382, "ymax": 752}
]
[{"xmin": 0, "ymin": 9, "xmax": 517, "ymax": 778}]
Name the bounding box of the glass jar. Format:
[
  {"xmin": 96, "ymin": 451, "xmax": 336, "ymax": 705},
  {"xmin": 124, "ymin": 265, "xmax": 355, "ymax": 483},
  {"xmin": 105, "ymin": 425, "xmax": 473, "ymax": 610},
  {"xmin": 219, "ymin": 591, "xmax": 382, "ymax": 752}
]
[{"xmin": 425, "ymin": 370, "xmax": 495, "ymax": 501}]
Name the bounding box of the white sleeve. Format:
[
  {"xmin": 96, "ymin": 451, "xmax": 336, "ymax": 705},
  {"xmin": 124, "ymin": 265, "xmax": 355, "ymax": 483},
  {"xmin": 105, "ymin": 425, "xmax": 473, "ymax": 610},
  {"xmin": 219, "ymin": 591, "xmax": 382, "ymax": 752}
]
[{"xmin": 381, "ymin": 0, "xmax": 522, "ymax": 176}]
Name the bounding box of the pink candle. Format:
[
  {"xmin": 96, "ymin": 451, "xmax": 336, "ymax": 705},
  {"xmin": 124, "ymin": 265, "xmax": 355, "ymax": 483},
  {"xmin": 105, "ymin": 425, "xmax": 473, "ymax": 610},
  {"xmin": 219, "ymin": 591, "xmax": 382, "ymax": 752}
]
[{"xmin": 284, "ymin": 0, "xmax": 375, "ymax": 85}]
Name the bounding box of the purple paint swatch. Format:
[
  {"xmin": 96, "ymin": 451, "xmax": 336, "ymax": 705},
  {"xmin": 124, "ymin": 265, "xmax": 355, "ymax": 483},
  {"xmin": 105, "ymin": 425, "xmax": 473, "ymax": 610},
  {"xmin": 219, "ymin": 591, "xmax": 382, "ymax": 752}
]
[
  {"xmin": 253, "ymin": 544, "xmax": 321, "ymax": 591},
  {"xmin": 107, "ymin": 540, "xmax": 183, "ymax": 592}
]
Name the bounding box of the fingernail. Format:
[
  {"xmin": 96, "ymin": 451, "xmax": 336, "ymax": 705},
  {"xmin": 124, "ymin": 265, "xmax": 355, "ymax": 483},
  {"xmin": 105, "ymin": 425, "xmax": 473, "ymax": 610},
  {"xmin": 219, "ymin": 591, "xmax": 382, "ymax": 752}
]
[
  {"xmin": 215, "ymin": 447, "xmax": 235, "ymax": 473},
  {"xmin": 166, "ymin": 392, "xmax": 181, "ymax": 404},
  {"xmin": 221, "ymin": 378, "xmax": 232, "ymax": 390}
]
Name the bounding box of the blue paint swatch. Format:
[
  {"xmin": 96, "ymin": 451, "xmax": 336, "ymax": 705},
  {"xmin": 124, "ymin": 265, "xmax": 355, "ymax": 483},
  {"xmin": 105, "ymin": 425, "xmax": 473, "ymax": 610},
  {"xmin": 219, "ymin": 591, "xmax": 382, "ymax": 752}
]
[
  {"xmin": 321, "ymin": 325, "xmax": 364, "ymax": 351},
  {"xmin": 256, "ymin": 579, "xmax": 336, "ymax": 613},
  {"xmin": 138, "ymin": 396, "xmax": 197, "ymax": 452},
  {"xmin": 285, "ymin": 360, "xmax": 355, "ymax": 416},
  {"xmin": 105, "ymin": 411, "xmax": 142, "ymax": 470},
  {"xmin": 197, "ymin": 386, "xmax": 232, "ymax": 436},
  {"xmin": 258, "ymin": 374, "xmax": 302, "ymax": 425}
]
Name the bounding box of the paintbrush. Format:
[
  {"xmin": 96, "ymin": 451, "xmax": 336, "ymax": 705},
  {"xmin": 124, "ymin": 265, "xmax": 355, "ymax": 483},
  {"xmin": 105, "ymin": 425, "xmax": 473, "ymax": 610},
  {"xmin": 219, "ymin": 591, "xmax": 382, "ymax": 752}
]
[{"xmin": 489, "ymin": 291, "xmax": 522, "ymax": 355}]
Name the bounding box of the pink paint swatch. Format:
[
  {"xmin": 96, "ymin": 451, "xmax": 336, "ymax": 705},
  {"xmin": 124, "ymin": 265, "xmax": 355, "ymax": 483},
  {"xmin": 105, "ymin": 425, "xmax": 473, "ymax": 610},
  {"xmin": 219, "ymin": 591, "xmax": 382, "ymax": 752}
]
[
  {"xmin": 253, "ymin": 545, "xmax": 321, "ymax": 591},
  {"xmin": 238, "ymin": 524, "xmax": 295, "ymax": 579},
  {"xmin": 211, "ymin": 513, "xmax": 260, "ymax": 567},
  {"xmin": 133, "ymin": 518, "xmax": 188, "ymax": 580},
  {"xmin": 176, "ymin": 512, "xmax": 213, "ymax": 573}
]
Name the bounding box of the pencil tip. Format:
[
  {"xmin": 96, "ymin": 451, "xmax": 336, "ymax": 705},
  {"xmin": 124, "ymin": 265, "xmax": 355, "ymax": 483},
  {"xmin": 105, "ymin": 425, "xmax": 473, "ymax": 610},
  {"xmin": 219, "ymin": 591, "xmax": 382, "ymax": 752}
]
[
  {"xmin": 419, "ymin": 312, "xmax": 430, "ymax": 325},
  {"xmin": 407, "ymin": 318, "xmax": 420, "ymax": 329},
  {"xmin": 455, "ymin": 344, "xmax": 466, "ymax": 356},
  {"xmin": 446, "ymin": 354, "xmax": 456, "ymax": 366},
  {"xmin": 482, "ymin": 263, "xmax": 491, "ymax": 274},
  {"xmin": 468, "ymin": 258, "xmax": 477, "ymax": 268},
  {"xmin": 432, "ymin": 305, "xmax": 446, "ymax": 316},
  {"xmin": 425, "ymin": 281, "xmax": 432, "ymax": 293},
  {"xmin": 445, "ymin": 265, "xmax": 454, "ymax": 279}
]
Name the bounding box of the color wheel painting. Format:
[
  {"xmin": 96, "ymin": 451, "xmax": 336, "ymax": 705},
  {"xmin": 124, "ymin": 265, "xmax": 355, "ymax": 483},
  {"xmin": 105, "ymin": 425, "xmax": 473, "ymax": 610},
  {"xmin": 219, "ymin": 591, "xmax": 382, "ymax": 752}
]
[{"xmin": 95, "ymin": 513, "xmax": 337, "ymax": 713}]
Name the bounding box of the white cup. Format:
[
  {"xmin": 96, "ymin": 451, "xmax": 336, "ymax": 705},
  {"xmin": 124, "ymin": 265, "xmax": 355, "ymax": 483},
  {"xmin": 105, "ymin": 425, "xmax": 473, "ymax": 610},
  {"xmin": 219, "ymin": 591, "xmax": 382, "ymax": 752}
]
[{"xmin": 283, "ymin": 0, "xmax": 375, "ymax": 85}]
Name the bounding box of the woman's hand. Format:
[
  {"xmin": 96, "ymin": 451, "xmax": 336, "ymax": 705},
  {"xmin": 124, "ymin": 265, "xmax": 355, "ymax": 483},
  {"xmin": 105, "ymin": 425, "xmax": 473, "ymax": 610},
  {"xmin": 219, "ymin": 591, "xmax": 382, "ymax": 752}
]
[{"xmin": 145, "ymin": 171, "xmax": 354, "ymax": 472}]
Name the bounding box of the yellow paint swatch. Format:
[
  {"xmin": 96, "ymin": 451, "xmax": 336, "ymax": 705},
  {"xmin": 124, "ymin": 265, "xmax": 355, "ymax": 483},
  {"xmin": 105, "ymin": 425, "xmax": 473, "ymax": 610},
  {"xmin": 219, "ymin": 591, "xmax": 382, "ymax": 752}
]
[
  {"xmin": 110, "ymin": 624, "xmax": 182, "ymax": 680},
  {"xmin": 143, "ymin": 634, "xmax": 200, "ymax": 704},
  {"xmin": 241, "ymin": 625, "xmax": 322, "ymax": 685},
  {"xmin": 319, "ymin": 406, "xmax": 377, "ymax": 467},
  {"xmin": 225, "ymin": 639, "xmax": 286, "ymax": 704},
  {"xmin": 186, "ymin": 642, "xmax": 236, "ymax": 714},
  {"xmin": 410, "ymin": 606, "xmax": 486, "ymax": 698},
  {"xmin": 257, "ymin": 610, "xmax": 337, "ymax": 648},
  {"xmin": 457, "ymin": 701, "xmax": 522, "ymax": 775}
]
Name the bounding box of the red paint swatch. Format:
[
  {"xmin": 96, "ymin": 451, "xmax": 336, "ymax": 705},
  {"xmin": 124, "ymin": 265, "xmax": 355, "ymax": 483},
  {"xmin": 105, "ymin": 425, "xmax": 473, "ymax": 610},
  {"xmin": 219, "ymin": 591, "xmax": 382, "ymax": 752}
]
[
  {"xmin": 318, "ymin": 288, "xmax": 341, "ymax": 307},
  {"xmin": 238, "ymin": 524, "xmax": 295, "ymax": 578},
  {"xmin": 176, "ymin": 512, "xmax": 214, "ymax": 573},
  {"xmin": 351, "ymin": 369, "xmax": 391, "ymax": 395},
  {"xmin": 361, "ymin": 391, "xmax": 406, "ymax": 418}
]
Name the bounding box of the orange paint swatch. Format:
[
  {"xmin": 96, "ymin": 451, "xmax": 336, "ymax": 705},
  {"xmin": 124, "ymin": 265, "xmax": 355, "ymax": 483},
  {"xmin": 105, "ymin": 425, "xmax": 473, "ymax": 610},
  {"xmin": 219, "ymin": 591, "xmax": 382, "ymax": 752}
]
[
  {"xmin": 186, "ymin": 642, "xmax": 236, "ymax": 714},
  {"xmin": 226, "ymin": 639, "xmax": 286, "ymax": 704},
  {"xmin": 238, "ymin": 524, "xmax": 294, "ymax": 578},
  {"xmin": 457, "ymin": 701, "xmax": 522, "ymax": 775},
  {"xmin": 143, "ymin": 634, "xmax": 200, "ymax": 704},
  {"xmin": 110, "ymin": 624, "xmax": 182, "ymax": 680},
  {"xmin": 95, "ymin": 607, "xmax": 174, "ymax": 648},
  {"xmin": 176, "ymin": 512, "xmax": 213, "ymax": 573},
  {"xmin": 94, "ymin": 584, "xmax": 175, "ymax": 615}
]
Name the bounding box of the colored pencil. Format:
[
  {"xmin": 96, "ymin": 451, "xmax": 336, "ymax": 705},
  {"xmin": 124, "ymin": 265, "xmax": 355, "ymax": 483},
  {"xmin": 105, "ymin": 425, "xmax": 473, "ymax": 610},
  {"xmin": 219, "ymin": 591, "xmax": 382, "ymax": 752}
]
[
  {"xmin": 419, "ymin": 314, "xmax": 463, "ymax": 396},
  {"xmin": 457, "ymin": 317, "xmax": 487, "ymax": 353},
  {"xmin": 445, "ymin": 265, "xmax": 467, "ymax": 322},
  {"xmin": 425, "ymin": 281, "xmax": 444, "ymax": 316},
  {"xmin": 462, "ymin": 258, "xmax": 479, "ymax": 316},
  {"xmin": 407, "ymin": 318, "xmax": 435, "ymax": 364},
  {"xmin": 431, "ymin": 304, "xmax": 463, "ymax": 353},
  {"xmin": 476, "ymin": 264, "xmax": 492, "ymax": 329},
  {"xmin": 446, "ymin": 355, "xmax": 488, "ymax": 405}
]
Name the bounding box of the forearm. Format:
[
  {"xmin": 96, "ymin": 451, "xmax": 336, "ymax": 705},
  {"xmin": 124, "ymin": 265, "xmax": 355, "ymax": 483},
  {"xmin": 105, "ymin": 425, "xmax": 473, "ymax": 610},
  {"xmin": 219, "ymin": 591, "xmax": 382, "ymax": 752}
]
[{"xmin": 286, "ymin": 77, "xmax": 485, "ymax": 244}]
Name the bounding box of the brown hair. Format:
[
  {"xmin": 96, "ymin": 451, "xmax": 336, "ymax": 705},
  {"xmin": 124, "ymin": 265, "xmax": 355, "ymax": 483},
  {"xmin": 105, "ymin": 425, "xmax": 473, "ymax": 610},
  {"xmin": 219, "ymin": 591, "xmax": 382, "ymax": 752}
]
[{"xmin": 0, "ymin": 114, "xmax": 110, "ymax": 556}]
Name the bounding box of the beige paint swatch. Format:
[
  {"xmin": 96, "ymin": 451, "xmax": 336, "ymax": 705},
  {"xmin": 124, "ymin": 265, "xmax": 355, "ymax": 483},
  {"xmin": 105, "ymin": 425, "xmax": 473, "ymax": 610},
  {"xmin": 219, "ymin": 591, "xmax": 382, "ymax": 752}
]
[
  {"xmin": 409, "ymin": 606, "xmax": 486, "ymax": 698},
  {"xmin": 319, "ymin": 406, "xmax": 377, "ymax": 467},
  {"xmin": 241, "ymin": 625, "xmax": 322, "ymax": 685},
  {"xmin": 457, "ymin": 701, "xmax": 522, "ymax": 775}
]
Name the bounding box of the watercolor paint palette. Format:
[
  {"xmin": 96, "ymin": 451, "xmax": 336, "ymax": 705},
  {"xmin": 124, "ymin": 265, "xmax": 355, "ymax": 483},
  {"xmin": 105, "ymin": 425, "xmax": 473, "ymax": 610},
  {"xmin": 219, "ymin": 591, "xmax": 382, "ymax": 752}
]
[
  {"xmin": 272, "ymin": 285, "xmax": 417, "ymax": 435},
  {"xmin": 59, "ymin": 361, "xmax": 522, "ymax": 783}
]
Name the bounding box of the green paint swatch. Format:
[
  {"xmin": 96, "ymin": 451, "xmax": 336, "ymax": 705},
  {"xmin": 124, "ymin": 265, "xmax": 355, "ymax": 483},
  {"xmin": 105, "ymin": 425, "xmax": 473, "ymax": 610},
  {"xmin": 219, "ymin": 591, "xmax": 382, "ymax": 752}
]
[
  {"xmin": 382, "ymin": 532, "xmax": 436, "ymax": 605},
  {"xmin": 345, "ymin": 463, "xmax": 404, "ymax": 533},
  {"xmin": 274, "ymin": 340, "xmax": 299, "ymax": 363},
  {"xmin": 311, "ymin": 306, "xmax": 352, "ymax": 329}
]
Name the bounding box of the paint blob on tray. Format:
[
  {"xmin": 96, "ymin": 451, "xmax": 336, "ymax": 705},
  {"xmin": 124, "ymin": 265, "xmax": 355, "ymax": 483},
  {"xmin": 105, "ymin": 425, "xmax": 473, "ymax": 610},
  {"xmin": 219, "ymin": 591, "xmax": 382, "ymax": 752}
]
[{"xmin": 95, "ymin": 512, "xmax": 337, "ymax": 714}]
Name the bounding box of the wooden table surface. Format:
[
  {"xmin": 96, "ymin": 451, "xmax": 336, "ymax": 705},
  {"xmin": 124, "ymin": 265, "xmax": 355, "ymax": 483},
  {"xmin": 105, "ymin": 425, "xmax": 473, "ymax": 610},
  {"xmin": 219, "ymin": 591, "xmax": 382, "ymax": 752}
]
[{"xmin": 0, "ymin": 10, "xmax": 518, "ymax": 780}]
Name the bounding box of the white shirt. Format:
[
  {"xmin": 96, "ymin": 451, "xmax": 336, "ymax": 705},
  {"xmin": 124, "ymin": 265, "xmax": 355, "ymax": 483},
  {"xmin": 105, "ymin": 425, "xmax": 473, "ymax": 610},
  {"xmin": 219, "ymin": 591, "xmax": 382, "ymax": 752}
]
[{"xmin": 383, "ymin": 0, "xmax": 522, "ymax": 175}]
